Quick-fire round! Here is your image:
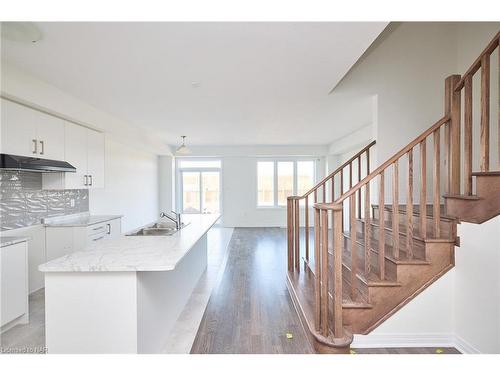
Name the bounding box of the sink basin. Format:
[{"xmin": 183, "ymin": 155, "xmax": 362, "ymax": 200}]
[{"xmin": 126, "ymin": 221, "xmax": 189, "ymax": 236}]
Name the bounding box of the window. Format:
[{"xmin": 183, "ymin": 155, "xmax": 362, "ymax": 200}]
[
  {"xmin": 257, "ymin": 161, "xmax": 274, "ymax": 206},
  {"xmin": 277, "ymin": 162, "xmax": 294, "ymax": 206},
  {"xmin": 297, "ymin": 161, "xmax": 315, "ymax": 196},
  {"xmin": 257, "ymin": 160, "xmax": 316, "ymax": 207}
]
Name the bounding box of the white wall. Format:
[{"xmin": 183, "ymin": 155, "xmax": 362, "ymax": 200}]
[
  {"xmin": 454, "ymin": 217, "xmax": 500, "ymax": 354},
  {"xmin": 175, "ymin": 145, "xmax": 327, "ymax": 227},
  {"xmin": 158, "ymin": 155, "xmax": 174, "ymax": 215},
  {"xmin": 89, "ymin": 138, "xmax": 159, "ymax": 233}
]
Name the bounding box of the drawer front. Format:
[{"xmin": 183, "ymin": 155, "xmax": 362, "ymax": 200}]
[
  {"xmin": 88, "ymin": 232, "xmax": 108, "ymax": 243},
  {"xmin": 86, "ymin": 222, "xmax": 108, "ymax": 237}
]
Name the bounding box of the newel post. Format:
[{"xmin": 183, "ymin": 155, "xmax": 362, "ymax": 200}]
[
  {"xmin": 287, "ymin": 197, "xmax": 294, "ymax": 272},
  {"xmin": 445, "ymin": 74, "xmax": 462, "ymax": 195}
]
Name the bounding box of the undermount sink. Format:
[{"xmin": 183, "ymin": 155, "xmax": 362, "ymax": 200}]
[{"xmin": 126, "ymin": 221, "xmax": 189, "ymax": 236}]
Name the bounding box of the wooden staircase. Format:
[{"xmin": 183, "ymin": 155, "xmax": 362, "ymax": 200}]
[{"xmin": 286, "ymin": 31, "xmax": 500, "ymax": 353}]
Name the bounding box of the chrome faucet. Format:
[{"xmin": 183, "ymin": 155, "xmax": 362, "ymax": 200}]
[{"xmin": 160, "ymin": 211, "xmax": 182, "ymax": 230}]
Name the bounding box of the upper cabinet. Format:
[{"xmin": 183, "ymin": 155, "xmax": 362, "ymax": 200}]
[
  {"xmin": 1, "ymin": 98, "xmax": 105, "ymax": 190},
  {"xmin": 86, "ymin": 129, "xmax": 105, "ymax": 189},
  {"xmin": 1, "ymin": 98, "xmax": 64, "ymax": 160},
  {"xmin": 43, "ymin": 123, "xmax": 105, "ymax": 189}
]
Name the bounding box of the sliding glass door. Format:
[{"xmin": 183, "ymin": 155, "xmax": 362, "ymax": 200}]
[{"xmin": 179, "ymin": 160, "xmax": 221, "ymax": 214}]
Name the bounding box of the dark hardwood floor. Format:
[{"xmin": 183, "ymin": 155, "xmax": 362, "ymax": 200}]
[
  {"xmin": 191, "ymin": 228, "xmax": 313, "ymax": 354},
  {"xmin": 190, "ymin": 228, "xmax": 460, "ymax": 355}
]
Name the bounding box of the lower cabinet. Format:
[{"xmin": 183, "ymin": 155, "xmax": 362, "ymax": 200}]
[
  {"xmin": 45, "ymin": 218, "xmax": 122, "ymax": 262},
  {"xmin": 1, "ymin": 241, "xmax": 29, "ymax": 329}
]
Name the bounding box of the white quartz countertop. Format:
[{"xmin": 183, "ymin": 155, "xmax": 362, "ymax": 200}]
[
  {"xmin": 39, "ymin": 214, "xmax": 220, "ymax": 272},
  {"xmin": 43, "ymin": 213, "xmax": 123, "ymax": 227},
  {"xmin": 0, "ymin": 236, "xmax": 29, "ymax": 248}
]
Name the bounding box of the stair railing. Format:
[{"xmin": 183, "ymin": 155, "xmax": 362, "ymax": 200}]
[
  {"xmin": 287, "ymin": 28, "xmax": 500, "ymax": 339},
  {"xmin": 451, "ymin": 31, "xmax": 500, "ymax": 196},
  {"xmin": 288, "ymin": 30, "xmax": 500, "ymax": 342},
  {"xmin": 287, "ymin": 140, "xmax": 376, "ymax": 273}
]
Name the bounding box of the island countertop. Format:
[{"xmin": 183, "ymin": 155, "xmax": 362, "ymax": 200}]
[{"xmin": 39, "ymin": 214, "xmax": 220, "ymax": 273}]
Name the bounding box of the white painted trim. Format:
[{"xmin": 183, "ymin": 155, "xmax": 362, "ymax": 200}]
[
  {"xmin": 453, "ymin": 335, "xmax": 481, "ymax": 354},
  {"xmin": 352, "ymin": 333, "xmax": 482, "ymax": 354},
  {"xmin": 352, "ymin": 333, "xmax": 455, "ymax": 349}
]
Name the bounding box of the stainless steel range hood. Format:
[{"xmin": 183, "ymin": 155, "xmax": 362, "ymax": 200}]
[{"xmin": 0, "ymin": 154, "xmax": 76, "ymax": 173}]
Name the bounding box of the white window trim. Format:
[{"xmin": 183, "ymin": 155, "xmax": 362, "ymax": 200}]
[
  {"xmin": 256, "ymin": 158, "xmax": 317, "ymax": 209},
  {"xmin": 175, "ymin": 157, "xmax": 223, "ymax": 215}
]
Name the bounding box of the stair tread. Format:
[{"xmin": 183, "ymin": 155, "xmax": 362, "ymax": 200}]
[
  {"xmin": 471, "ymin": 170, "xmax": 500, "ymax": 176},
  {"xmin": 373, "ymin": 204, "xmax": 456, "ymax": 221},
  {"xmin": 301, "ymin": 260, "xmax": 373, "ymax": 307},
  {"xmin": 342, "ymin": 230, "xmax": 427, "ymax": 263},
  {"xmin": 358, "ymin": 217, "xmax": 429, "ymax": 243},
  {"xmin": 443, "ymin": 193, "xmax": 480, "ymax": 200}
]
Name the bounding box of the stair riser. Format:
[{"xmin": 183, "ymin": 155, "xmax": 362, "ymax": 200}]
[
  {"xmin": 355, "ymin": 222, "xmax": 426, "ymax": 260},
  {"xmin": 372, "ymin": 206, "xmax": 455, "ymax": 240},
  {"xmin": 342, "ymin": 236, "xmax": 399, "ymax": 281}
]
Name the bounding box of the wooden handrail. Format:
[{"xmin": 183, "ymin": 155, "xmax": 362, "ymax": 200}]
[
  {"xmin": 454, "ymin": 31, "xmax": 500, "ymax": 91},
  {"xmin": 298, "ymin": 140, "xmax": 376, "ymax": 199},
  {"xmin": 335, "ymin": 115, "xmax": 450, "ymax": 203}
]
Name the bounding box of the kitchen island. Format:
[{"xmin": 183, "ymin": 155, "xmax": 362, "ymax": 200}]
[{"xmin": 39, "ymin": 214, "xmax": 219, "ymax": 353}]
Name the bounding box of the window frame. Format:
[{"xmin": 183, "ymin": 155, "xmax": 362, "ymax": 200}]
[
  {"xmin": 175, "ymin": 157, "xmax": 223, "ymax": 215},
  {"xmin": 256, "ymin": 158, "xmax": 317, "ymax": 208}
]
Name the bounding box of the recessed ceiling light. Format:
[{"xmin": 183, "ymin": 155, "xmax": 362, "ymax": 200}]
[
  {"xmin": 191, "ymin": 81, "xmax": 201, "ymax": 88},
  {"xmin": 1, "ymin": 22, "xmax": 42, "ymax": 44}
]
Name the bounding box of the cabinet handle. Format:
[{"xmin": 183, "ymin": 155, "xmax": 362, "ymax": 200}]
[
  {"xmin": 32, "ymin": 139, "xmax": 38, "ymax": 154},
  {"xmin": 92, "ymin": 236, "xmax": 105, "ymax": 242},
  {"xmin": 39, "ymin": 140, "xmax": 44, "ymax": 155},
  {"xmin": 107, "ymin": 223, "xmax": 111, "ymax": 235},
  {"xmin": 92, "ymin": 226, "xmax": 104, "ymax": 231},
  {"xmin": 89, "ymin": 175, "xmax": 93, "ymax": 186},
  {"xmin": 84, "ymin": 175, "xmax": 88, "ymax": 186}
]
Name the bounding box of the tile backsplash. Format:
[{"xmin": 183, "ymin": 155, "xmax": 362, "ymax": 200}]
[{"xmin": 0, "ymin": 171, "xmax": 89, "ymax": 231}]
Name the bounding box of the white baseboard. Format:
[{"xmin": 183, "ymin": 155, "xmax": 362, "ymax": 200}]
[
  {"xmin": 453, "ymin": 335, "xmax": 481, "ymax": 354},
  {"xmin": 352, "ymin": 333, "xmax": 481, "ymax": 353}
]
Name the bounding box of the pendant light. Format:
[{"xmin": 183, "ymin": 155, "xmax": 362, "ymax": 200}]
[{"xmin": 176, "ymin": 136, "xmax": 192, "ymax": 155}]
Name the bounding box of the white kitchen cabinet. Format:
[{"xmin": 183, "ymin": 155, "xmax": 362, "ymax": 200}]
[
  {"xmin": 63, "ymin": 122, "xmax": 88, "ymax": 189},
  {"xmin": 86, "ymin": 129, "xmax": 105, "ymax": 188},
  {"xmin": 1, "ymin": 98, "xmax": 37, "ymax": 156},
  {"xmin": 43, "ymin": 123, "xmax": 105, "ymax": 190},
  {"xmin": 1, "ymin": 241, "xmax": 29, "ymax": 329},
  {"xmin": 45, "ymin": 227, "xmax": 74, "ymax": 262},
  {"xmin": 46, "ymin": 217, "xmax": 122, "ymax": 257},
  {"xmin": 1, "ymin": 225, "xmax": 46, "ymax": 294},
  {"xmin": 107, "ymin": 218, "xmax": 122, "ymax": 240},
  {"xmin": 0, "ymin": 98, "xmax": 64, "ymax": 160}
]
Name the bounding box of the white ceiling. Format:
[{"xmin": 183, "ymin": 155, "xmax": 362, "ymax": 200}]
[{"xmin": 1, "ymin": 22, "xmax": 387, "ymax": 146}]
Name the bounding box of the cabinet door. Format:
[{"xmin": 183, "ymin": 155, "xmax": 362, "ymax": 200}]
[
  {"xmin": 107, "ymin": 218, "xmax": 122, "ymax": 239},
  {"xmin": 1, "ymin": 242, "xmax": 28, "ymax": 326},
  {"xmin": 86, "ymin": 130, "xmax": 105, "ymax": 189},
  {"xmin": 64, "ymin": 122, "xmax": 88, "ymax": 189},
  {"xmin": 46, "ymin": 227, "xmax": 74, "ymax": 262},
  {"xmin": 0, "ymin": 99, "xmax": 37, "ymax": 157},
  {"xmin": 35, "ymin": 110, "xmax": 65, "ymax": 160}
]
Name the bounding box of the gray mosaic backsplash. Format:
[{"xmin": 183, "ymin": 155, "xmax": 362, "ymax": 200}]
[{"xmin": 0, "ymin": 171, "xmax": 89, "ymax": 231}]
